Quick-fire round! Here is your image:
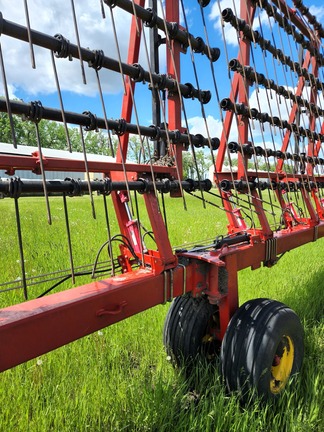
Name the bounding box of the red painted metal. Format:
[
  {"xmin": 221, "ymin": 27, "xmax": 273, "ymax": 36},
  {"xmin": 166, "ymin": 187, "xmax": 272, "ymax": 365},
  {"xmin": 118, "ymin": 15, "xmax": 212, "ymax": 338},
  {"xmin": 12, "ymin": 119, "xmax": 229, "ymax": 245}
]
[
  {"xmin": 276, "ymin": 52, "xmax": 311, "ymax": 172},
  {"xmin": 2, "ymin": 214, "xmax": 324, "ymax": 372},
  {"xmin": 0, "ymin": 153, "xmax": 177, "ymax": 176},
  {"xmin": 143, "ymin": 192, "xmax": 176, "ymax": 269},
  {"xmin": 0, "ymin": 268, "xmax": 180, "ymax": 372},
  {"xmin": 116, "ymin": 0, "xmax": 145, "ymax": 163},
  {"xmin": 111, "ymin": 0, "xmax": 147, "ymax": 244},
  {"xmin": 166, "ymin": 0, "xmax": 183, "ymax": 179}
]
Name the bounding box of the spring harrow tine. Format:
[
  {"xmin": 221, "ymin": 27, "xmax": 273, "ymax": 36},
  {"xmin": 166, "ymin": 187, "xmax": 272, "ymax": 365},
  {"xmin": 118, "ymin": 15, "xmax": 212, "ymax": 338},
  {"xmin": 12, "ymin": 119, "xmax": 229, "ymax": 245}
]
[
  {"xmin": 13, "ymin": 195, "xmax": 28, "ymax": 300},
  {"xmin": 23, "ymin": 0, "xmax": 36, "ymax": 69},
  {"xmin": 0, "ymin": 43, "xmax": 17, "ymax": 148},
  {"xmin": 70, "ymin": 0, "xmax": 87, "ymax": 84}
]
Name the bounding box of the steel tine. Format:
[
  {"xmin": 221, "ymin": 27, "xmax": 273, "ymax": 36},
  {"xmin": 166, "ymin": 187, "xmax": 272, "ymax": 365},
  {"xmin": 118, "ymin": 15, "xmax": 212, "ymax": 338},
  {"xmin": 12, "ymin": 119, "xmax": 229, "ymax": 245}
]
[
  {"xmin": 0, "ymin": 43, "xmax": 17, "ymax": 148},
  {"xmin": 79, "ymin": 125, "xmax": 97, "ymax": 219},
  {"xmin": 62, "ymin": 193, "xmax": 75, "ymax": 284},
  {"xmin": 51, "ymin": 51, "xmax": 72, "ymax": 152},
  {"xmin": 103, "ymin": 194, "xmax": 115, "ymax": 277},
  {"xmin": 23, "ymin": 0, "xmax": 36, "ymax": 69},
  {"xmin": 99, "ymin": 0, "xmax": 106, "ymax": 19},
  {"xmin": 14, "ymin": 194, "xmax": 28, "ymax": 300},
  {"xmin": 70, "ymin": 0, "xmax": 87, "ymax": 84}
]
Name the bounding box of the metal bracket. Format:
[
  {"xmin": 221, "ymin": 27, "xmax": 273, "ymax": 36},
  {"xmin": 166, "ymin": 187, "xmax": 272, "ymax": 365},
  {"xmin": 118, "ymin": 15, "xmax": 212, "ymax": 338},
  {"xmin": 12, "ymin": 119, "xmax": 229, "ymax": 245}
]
[
  {"xmin": 163, "ymin": 268, "xmax": 174, "ymax": 304},
  {"xmin": 177, "ymin": 263, "xmax": 187, "ymax": 295},
  {"xmin": 264, "ymin": 237, "xmax": 277, "ymax": 266},
  {"xmin": 313, "ymin": 225, "xmax": 319, "ymax": 242}
]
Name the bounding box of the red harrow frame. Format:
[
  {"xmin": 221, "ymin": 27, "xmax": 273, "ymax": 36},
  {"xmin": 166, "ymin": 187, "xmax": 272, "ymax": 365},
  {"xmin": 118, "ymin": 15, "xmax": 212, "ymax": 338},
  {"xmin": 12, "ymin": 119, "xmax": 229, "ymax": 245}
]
[{"xmin": 0, "ymin": 0, "xmax": 323, "ymax": 399}]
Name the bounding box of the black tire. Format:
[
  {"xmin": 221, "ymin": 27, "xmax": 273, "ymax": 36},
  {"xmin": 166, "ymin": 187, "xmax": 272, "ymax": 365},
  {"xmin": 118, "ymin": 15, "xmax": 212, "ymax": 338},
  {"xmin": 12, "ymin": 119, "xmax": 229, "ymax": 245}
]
[
  {"xmin": 220, "ymin": 298, "xmax": 304, "ymax": 400},
  {"xmin": 163, "ymin": 294, "xmax": 220, "ymax": 369}
]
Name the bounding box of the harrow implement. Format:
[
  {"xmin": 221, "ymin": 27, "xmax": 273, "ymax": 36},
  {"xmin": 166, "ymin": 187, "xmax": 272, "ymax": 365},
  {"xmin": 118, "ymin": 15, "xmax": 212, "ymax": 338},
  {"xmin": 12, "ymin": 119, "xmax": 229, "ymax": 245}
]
[{"xmin": 0, "ymin": 0, "xmax": 323, "ymax": 400}]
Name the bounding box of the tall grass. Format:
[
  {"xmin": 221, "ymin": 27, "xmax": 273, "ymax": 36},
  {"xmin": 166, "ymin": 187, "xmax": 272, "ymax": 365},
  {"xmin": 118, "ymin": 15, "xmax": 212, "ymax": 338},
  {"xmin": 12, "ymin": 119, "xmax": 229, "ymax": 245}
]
[{"xmin": 0, "ymin": 194, "xmax": 323, "ymax": 431}]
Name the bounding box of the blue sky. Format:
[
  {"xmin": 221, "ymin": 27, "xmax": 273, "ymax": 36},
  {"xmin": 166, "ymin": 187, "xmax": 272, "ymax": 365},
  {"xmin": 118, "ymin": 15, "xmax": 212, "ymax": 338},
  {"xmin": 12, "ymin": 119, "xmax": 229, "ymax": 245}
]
[{"xmin": 1, "ymin": 0, "xmax": 324, "ymax": 148}]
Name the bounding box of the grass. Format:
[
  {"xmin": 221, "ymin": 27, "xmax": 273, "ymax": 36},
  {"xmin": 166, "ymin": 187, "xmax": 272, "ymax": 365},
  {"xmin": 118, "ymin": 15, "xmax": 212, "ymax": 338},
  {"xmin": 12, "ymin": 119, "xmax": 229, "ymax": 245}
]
[{"xmin": 0, "ymin": 193, "xmax": 323, "ymax": 431}]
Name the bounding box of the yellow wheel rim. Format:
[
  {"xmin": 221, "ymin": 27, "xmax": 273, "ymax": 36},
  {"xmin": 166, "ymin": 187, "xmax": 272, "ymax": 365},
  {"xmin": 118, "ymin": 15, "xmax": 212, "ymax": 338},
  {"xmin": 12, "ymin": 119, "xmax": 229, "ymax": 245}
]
[
  {"xmin": 270, "ymin": 335, "xmax": 294, "ymax": 394},
  {"xmin": 202, "ymin": 312, "xmax": 220, "ymax": 360}
]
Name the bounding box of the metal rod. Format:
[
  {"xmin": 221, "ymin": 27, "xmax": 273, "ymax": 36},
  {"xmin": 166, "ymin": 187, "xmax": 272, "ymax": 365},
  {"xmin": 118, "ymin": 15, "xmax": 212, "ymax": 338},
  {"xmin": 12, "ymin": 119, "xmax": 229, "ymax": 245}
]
[
  {"xmin": 0, "ymin": 178, "xmax": 212, "ymax": 197},
  {"xmin": 0, "ymin": 15, "xmax": 209, "ymax": 103},
  {"xmin": 63, "ymin": 193, "xmax": 76, "ymax": 284},
  {"xmin": 0, "ymin": 43, "xmax": 17, "ymax": 148},
  {"xmin": 70, "ymin": 0, "xmax": 87, "ymax": 84},
  {"xmin": 14, "ymin": 198, "xmax": 28, "ymax": 300},
  {"xmin": 103, "ymin": 0, "xmax": 219, "ymax": 61},
  {"xmin": 0, "ymin": 98, "xmax": 215, "ymax": 148},
  {"xmin": 23, "ymin": 0, "xmax": 36, "ymax": 69}
]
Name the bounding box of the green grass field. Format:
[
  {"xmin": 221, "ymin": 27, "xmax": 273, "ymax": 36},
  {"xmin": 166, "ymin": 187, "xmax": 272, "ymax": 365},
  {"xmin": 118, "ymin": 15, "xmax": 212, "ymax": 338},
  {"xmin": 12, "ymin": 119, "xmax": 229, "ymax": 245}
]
[{"xmin": 0, "ymin": 194, "xmax": 323, "ymax": 431}]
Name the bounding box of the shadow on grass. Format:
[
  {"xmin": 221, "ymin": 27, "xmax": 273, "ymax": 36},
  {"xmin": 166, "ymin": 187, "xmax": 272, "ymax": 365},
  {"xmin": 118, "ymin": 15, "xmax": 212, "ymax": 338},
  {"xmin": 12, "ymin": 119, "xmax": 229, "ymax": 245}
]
[{"xmin": 280, "ymin": 268, "xmax": 324, "ymax": 323}]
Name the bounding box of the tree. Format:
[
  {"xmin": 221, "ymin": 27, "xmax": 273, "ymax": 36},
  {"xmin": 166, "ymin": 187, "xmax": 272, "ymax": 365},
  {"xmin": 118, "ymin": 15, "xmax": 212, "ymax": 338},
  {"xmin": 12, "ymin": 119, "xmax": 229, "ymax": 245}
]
[
  {"xmin": 182, "ymin": 150, "xmax": 212, "ymax": 179},
  {"xmin": 127, "ymin": 135, "xmax": 154, "ymax": 163},
  {"xmin": 0, "ymin": 110, "xmax": 212, "ymax": 176},
  {"xmin": 0, "ymin": 111, "xmax": 116, "ymax": 156}
]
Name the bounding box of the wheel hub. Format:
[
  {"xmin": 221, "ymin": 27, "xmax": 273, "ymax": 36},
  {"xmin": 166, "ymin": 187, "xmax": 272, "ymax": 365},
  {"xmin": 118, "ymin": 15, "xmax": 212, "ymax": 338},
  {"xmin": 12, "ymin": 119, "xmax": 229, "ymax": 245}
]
[{"xmin": 270, "ymin": 335, "xmax": 295, "ymax": 394}]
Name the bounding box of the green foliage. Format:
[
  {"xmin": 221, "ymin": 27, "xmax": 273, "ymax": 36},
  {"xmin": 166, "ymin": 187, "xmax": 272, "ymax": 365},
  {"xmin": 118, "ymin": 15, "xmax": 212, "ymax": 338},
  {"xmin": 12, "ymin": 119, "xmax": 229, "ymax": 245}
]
[
  {"xmin": 0, "ymin": 194, "xmax": 322, "ymax": 431},
  {"xmin": 0, "ymin": 111, "xmax": 116, "ymax": 156},
  {"xmin": 182, "ymin": 150, "xmax": 212, "ymax": 179}
]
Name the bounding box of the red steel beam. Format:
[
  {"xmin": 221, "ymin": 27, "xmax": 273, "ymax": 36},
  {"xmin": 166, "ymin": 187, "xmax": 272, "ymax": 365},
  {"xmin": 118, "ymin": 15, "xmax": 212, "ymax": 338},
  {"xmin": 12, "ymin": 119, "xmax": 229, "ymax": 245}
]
[
  {"xmin": 216, "ymin": 0, "xmax": 256, "ymax": 175},
  {"xmin": 272, "ymin": 0, "xmax": 316, "ymax": 40},
  {"xmin": 0, "ymin": 153, "xmax": 177, "ymax": 176},
  {"xmin": 116, "ymin": 0, "xmax": 145, "ymax": 163},
  {"xmin": 1, "ymin": 216, "xmax": 324, "ymax": 372},
  {"xmin": 0, "ymin": 266, "xmax": 184, "ymax": 372},
  {"xmin": 166, "ymin": 0, "xmax": 183, "ymax": 178},
  {"xmin": 277, "ymin": 52, "xmax": 311, "ymax": 172}
]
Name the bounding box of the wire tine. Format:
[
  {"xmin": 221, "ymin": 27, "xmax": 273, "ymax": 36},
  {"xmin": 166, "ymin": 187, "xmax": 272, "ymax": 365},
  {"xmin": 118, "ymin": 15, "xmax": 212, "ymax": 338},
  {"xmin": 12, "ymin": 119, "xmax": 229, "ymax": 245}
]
[
  {"xmin": 179, "ymin": 0, "xmax": 209, "ymax": 209},
  {"xmin": 215, "ymin": 0, "xmax": 244, "ymax": 206},
  {"xmin": 51, "ymin": 51, "xmax": 72, "ymax": 152},
  {"xmin": 62, "ymin": 193, "xmax": 75, "ymax": 284},
  {"xmin": 131, "ymin": 0, "xmax": 141, "ymax": 36},
  {"xmin": 14, "ymin": 197, "xmax": 28, "ymax": 300},
  {"xmin": 108, "ymin": 6, "xmax": 127, "ymax": 95},
  {"xmin": 277, "ymin": 1, "xmax": 322, "ymax": 192},
  {"xmin": 99, "ymin": 0, "xmax": 106, "ymax": 19},
  {"xmin": 70, "ymin": 0, "xmax": 87, "ymax": 84},
  {"xmin": 117, "ymin": 134, "xmax": 135, "ymax": 216},
  {"xmin": 34, "ymin": 121, "xmax": 52, "ymax": 225},
  {"xmin": 199, "ymin": 3, "xmax": 236, "ymax": 209},
  {"xmin": 160, "ymin": 0, "xmax": 202, "ymax": 209},
  {"xmin": 145, "ymin": 136, "xmax": 161, "ymax": 208},
  {"xmin": 102, "ymin": 194, "xmax": 115, "ymax": 277},
  {"xmin": 23, "ymin": 0, "xmax": 36, "ymax": 69},
  {"xmin": 0, "ymin": 43, "xmax": 17, "ymax": 148},
  {"xmin": 79, "ymin": 125, "xmax": 96, "ymax": 219},
  {"xmin": 180, "ymin": 0, "xmax": 229, "ymax": 211},
  {"xmin": 95, "ymin": 69, "xmax": 115, "ymax": 156},
  {"xmin": 134, "ymin": 191, "xmax": 145, "ymax": 267},
  {"xmin": 139, "ymin": 5, "xmax": 187, "ymax": 210},
  {"xmin": 256, "ymin": 4, "xmax": 302, "ymax": 206},
  {"xmin": 123, "ymin": 59, "xmax": 161, "ymax": 211},
  {"xmin": 161, "ymin": 191, "xmax": 169, "ymax": 234},
  {"xmin": 207, "ymin": 189, "xmax": 264, "ymax": 215}
]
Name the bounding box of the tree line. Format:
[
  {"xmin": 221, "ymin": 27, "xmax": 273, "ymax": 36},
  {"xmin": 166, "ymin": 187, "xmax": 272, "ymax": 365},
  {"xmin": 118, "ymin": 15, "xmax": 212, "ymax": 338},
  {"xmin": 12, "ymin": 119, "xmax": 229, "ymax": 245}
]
[{"xmin": 0, "ymin": 111, "xmax": 213, "ymax": 179}]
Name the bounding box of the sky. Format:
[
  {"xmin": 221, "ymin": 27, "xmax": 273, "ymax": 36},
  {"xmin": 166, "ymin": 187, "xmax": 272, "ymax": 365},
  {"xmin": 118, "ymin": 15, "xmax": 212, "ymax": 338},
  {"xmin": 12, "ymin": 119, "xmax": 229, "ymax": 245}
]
[{"xmin": 1, "ymin": 0, "xmax": 324, "ymax": 152}]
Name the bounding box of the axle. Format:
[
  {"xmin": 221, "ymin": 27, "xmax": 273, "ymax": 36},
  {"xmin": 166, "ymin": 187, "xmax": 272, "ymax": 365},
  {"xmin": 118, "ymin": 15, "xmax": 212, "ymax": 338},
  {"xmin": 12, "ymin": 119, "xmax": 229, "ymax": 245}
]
[{"xmin": 0, "ymin": 177, "xmax": 212, "ymax": 198}]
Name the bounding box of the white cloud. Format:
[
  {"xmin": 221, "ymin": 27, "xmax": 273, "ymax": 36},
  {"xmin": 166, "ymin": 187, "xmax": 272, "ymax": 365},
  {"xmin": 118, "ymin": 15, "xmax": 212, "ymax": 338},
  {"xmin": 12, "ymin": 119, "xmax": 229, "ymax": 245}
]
[
  {"xmin": 187, "ymin": 113, "xmax": 238, "ymax": 142},
  {"xmin": 209, "ymin": 0, "xmax": 240, "ymax": 47},
  {"xmin": 0, "ymin": 0, "xmax": 132, "ymax": 97},
  {"xmin": 5, "ymin": 84, "xmax": 18, "ymax": 99},
  {"xmin": 187, "ymin": 114, "xmax": 223, "ymax": 137},
  {"xmin": 309, "ymin": 6, "xmax": 324, "ymax": 23}
]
